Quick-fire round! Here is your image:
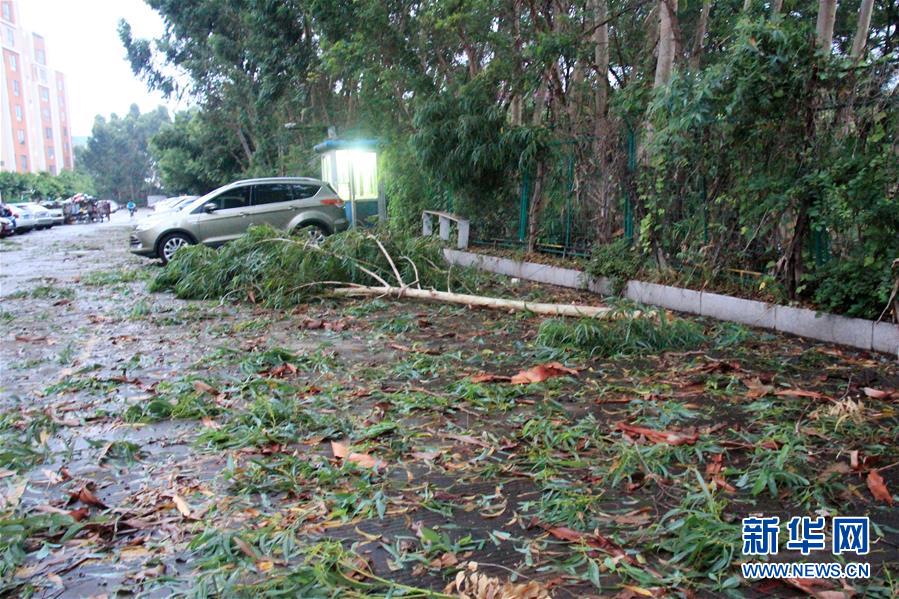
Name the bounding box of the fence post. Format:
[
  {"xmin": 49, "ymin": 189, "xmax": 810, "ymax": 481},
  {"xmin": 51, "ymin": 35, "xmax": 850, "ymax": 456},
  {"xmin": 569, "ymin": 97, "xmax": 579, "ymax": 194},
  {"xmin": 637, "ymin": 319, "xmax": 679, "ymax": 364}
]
[
  {"xmin": 565, "ymin": 153, "xmax": 574, "ymax": 253},
  {"xmin": 519, "ymin": 172, "xmax": 530, "ymax": 243},
  {"xmin": 624, "ymin": 126, "xmax": 636, "ymax": 244},
  {"xmin": 701, "ymin": 175, "xmax": 709, "ymax": 244}
]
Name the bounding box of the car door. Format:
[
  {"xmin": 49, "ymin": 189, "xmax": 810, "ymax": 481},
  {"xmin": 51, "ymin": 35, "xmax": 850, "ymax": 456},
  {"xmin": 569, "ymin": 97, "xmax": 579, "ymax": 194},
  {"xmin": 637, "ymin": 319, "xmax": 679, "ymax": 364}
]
[
  {"xmin": 246, "ymin": 183, "xmax": 297, "ymax": 230},
  {"xmin": 195, "ymin": 185, "xmax": 252, "ymax": 246}
]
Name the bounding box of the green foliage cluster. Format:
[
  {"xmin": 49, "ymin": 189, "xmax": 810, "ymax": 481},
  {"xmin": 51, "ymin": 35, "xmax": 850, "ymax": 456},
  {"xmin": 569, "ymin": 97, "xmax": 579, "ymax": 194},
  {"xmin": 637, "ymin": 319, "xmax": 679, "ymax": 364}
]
[
  {"xmin": 151, "ymin": 224, "xmax": 474, "ymax": 308},
  {"xmin": 640, "ymin": 17, "xmax": 898, "ymax": 318},
  {"xmin": 586, "ymin": 239, "xmax": 646, "ymax": 294},
  {"xmin": 0, "ymin": 170, "xmax": 95, "ymax": 203}
]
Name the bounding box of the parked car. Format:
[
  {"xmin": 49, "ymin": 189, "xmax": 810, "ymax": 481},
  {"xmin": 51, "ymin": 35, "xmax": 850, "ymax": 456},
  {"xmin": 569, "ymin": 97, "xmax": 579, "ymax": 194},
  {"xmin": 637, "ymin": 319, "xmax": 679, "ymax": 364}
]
[
  {"xmin": 46, "ymin": 207, "xmax": 64, "ymax": 226},
  {"xmin": 153, "ymin": 195, "xmax": 198, "ymax": 213},
  {"xmin": 108, "ymin": 200, "xmax": 120, "ymax": 213},
  {"xmin": 8, "ymin": 204, "xmax": 36, "ymax": 232},
  {"xmin": 0, "ymin": 217, "xmax": 15, "ymax": 237},
  {"xmin": 130, "ymin": 177, "xmax": 348, "ymax": 263},
  {"xmin": 19, "ymin": 203, "xmax": 54, "ymax": 229}
]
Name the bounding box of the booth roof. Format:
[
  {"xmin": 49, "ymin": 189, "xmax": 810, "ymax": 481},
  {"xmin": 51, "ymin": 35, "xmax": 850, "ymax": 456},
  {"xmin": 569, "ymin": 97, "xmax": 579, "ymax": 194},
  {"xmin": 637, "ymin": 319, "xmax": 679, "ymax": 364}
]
[{"xmin": 312, "ymin": 138, "xmax": 380, "ymax": 154}]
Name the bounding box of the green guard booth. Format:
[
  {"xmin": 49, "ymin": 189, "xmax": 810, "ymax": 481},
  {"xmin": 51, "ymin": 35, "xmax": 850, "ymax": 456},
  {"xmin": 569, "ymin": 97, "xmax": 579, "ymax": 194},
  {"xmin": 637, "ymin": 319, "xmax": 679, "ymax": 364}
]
[{"xmin": 313, "ymin": 138, "xmax": 384, "ymax": 227}]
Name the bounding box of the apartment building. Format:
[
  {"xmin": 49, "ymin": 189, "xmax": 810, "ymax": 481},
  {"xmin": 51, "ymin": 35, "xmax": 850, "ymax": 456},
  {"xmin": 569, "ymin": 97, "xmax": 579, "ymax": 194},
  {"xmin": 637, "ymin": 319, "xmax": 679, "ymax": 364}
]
[{"xmin": 1, "ymin": 0, "xmax": 73, "ymax": 174}]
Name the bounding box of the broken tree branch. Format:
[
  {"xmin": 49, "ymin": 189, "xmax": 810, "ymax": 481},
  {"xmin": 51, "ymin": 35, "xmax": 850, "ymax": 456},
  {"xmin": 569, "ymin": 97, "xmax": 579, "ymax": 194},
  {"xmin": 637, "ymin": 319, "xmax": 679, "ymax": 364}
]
[{"xmin": 331, "ymin": 286, "xmax": 633, "ymax": 318}]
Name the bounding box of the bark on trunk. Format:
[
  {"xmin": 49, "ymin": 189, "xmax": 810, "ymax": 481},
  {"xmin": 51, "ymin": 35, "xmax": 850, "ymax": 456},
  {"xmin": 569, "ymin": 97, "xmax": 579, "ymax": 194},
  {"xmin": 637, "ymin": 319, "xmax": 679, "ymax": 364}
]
[
  {"xmin": 850, "ymin": 0, "xmax": 874, "ymax": 59},
  {"xmin": 815, "ymin": 0, "xmax": 838, "ymax": 50},
  {"xmin": 771, "ymin": 0, "xmax": 784, "ymax": 15},
  {"xmin": 653, "ymin": 0, "xmax": 678, "ymax": 88},
  {"xmin": 690, "ymin": 0, "xmax": 711, "ymax": 69},
  {"xmin": 592, "ymin": 0, "xmax": 609, "ymax": 126},
  {"xmin": 526, "ymin": 161, "xmax": 547, "ymax": 253}
]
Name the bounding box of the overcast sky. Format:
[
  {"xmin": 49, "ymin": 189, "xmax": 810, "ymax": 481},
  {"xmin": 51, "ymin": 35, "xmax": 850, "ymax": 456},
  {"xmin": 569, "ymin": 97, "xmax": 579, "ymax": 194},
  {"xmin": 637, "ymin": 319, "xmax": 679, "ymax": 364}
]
[{"xmin": 20, "ymin": 0, "xmax": 187, "ymax": 137}]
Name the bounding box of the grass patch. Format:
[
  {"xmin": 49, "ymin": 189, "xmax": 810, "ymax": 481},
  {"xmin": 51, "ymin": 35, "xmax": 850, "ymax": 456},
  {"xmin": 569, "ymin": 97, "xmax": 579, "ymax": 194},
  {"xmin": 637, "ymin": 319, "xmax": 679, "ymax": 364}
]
[
  {"xmin": 124, "ymin": 378, "xmax": 222, "ymax": 422},
  {"xmin": 7, "ymin": 285, "xmax": 74, "ymax": 301},
  {"xmin": 81, "ymin": 268, "xmax": 147, "ymax": 286},
  {"xmin": 537, "ymin": 313, "xmax": 706, "ymax": 357}
]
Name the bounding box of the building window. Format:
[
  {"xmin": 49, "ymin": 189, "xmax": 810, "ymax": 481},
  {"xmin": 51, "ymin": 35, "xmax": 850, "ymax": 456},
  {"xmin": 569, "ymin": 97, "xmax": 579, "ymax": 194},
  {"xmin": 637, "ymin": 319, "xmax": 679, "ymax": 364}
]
[
  {"xmin": 14, "ymin": 104, "xmax": 21, "ymax": 121},
  {"xmin": 48, "ymin": 148, "xmax": 55, "ymax": 159},
  {"xmin": 8, "ymin": 53, "xmax": 16, "ymax": 71},
  {"xmin": 45, "ymin": 127, "xmax": 53, "ymax": 139},
  {"xmin": 35, "ymin": 49, "xmax": 45, "ymax": 65},
  {"xmin": 50, "ymin": 165, "xmax": 56, "ymax": 175},
  {"xmin": 2, "ymin": 2, "xmax": 11, "ymax": 22},
  {"xmin": 62, "ymin": 127, "xmax": 67, "ymax": 136},
  {"xmin": 12, "ymin": 79, "xmax": 19, "ymax": 96},
  {"xmin": 19, "ymin": 155, "xmax": 27, "ymax": 170},
  {"xmin": 40, "ymin": 87, "xmax": 49, "ymax": 101},
  {"xmin": 3, "ymin": 25, "xmax": 12, "ymax": 45},
  {"xmin": 17, "ymin": 129, "xmax": 25, "ymax": 144},
  {"xmin": 41, "ymin": 107, "xmax": 50, "ymax": 119}
]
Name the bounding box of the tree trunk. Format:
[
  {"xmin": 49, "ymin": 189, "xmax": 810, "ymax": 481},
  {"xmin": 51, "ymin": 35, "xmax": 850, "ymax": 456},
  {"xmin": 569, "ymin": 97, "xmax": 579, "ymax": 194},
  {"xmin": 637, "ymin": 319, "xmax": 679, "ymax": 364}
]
[
  {"xmin": 690, "ymin": 0, "xmax": 711, "ymax": 69},
  {"xmin": 592, "ymin": 0, "xmax": 609, "ymax": 127},
  {"xmin": 850, "ymin": 0, "xmax": 874, "ymax": 59},
  {"xmin": 743, "ymin": 0, "xmax": 752, "ymax": 11},
  {"xmin": 815, "ymin": 0, "xmax": 838, "ymax": 50},
  {"xmin": 771, "ymin": 0, "xmax": 784, "ymax": 15},
  {"xmin": 526, "ymin": 162, "xmax": 547, "ymax": 253},
  {"xmin": 653, "ymin": 0, "xmax": 678, "ymax": 88}
]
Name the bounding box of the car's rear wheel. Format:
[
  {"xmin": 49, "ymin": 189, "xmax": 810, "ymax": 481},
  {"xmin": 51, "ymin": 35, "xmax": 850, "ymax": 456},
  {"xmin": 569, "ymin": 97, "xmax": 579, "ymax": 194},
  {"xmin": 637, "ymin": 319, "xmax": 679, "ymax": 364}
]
[
  {"xmin": 292, "ymin": 223, "xmax": 329, "ymax": 246},
  {"xmin": 158, "ymin": 232, "xmax": 193, "ymax": 264}
]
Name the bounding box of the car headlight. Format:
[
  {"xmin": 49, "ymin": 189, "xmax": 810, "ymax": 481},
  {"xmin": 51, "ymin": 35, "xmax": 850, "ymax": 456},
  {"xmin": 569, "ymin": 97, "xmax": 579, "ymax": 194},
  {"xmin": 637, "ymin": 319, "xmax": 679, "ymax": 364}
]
[{"xmin": 134, "ymin": 221, "xmax": 155, "ymax": 232}]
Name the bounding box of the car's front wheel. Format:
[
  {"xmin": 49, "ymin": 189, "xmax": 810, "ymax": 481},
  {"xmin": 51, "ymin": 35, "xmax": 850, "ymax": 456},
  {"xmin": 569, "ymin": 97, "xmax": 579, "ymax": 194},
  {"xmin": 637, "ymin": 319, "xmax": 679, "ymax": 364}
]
[
  {"xmin": 292, "ymin": 223, "xmax": 329, "ymax": 246},
  {"xmin": 158, "ymin": 232, "xmax": 193, "ymax": 264}
]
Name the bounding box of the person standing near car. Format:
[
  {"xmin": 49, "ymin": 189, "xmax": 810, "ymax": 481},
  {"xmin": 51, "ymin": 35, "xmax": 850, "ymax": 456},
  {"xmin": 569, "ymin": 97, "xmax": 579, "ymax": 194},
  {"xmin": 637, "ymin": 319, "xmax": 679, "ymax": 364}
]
[
  {"xmin": 0, "ymin": 203, "xmax": 15, "ymax": 229},
  {"xmin": 127, "ymin": 201, "xmax": 136, "ymax": 218}
]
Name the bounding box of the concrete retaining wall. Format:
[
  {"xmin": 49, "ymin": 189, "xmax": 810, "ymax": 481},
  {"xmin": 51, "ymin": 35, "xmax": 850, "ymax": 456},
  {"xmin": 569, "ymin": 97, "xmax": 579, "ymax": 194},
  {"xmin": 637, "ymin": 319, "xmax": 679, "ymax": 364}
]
[{"xmin": 444, "ymin": 249, "xmax": 899, "ymax": 357}]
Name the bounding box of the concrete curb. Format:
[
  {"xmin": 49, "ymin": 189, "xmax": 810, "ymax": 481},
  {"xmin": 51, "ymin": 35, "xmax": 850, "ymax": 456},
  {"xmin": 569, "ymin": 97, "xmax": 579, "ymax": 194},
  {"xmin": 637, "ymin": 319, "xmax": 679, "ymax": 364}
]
[{"xmin": 444, "ymin": 249, "xmax": 899, "ymax": 357}]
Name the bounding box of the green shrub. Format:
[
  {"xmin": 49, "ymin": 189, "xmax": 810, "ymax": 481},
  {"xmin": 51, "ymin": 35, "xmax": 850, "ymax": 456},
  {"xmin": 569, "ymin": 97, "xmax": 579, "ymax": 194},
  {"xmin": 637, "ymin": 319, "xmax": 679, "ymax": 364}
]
[{"xmin": 586, "ymin": 240, "xmax": 645, "ymax": 294}]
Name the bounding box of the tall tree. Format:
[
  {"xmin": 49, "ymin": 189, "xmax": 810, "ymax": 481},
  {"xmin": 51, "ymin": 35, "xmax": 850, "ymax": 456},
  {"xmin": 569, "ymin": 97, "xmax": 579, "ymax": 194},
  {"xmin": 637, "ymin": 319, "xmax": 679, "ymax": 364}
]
[{"xmin": 78, "ymin": 105, "xmax": 170, "ymax": 203}]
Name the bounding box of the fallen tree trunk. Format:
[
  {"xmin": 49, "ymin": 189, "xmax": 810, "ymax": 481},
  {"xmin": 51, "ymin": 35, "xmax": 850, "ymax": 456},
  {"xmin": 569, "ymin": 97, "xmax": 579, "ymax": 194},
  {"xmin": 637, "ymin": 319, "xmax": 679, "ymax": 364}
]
[{"xmin": 331, "ymin": 286, "xmax": 635, "ymax": 318}]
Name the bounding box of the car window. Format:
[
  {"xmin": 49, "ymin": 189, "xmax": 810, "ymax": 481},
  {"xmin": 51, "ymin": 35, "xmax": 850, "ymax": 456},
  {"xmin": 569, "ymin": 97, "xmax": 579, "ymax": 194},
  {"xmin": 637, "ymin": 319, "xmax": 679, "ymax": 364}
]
[
  {"xmin": 207, "ymin": 187, "xmax": 250, "ymax": 211},
  {"xmin": 291, "ymin": 184, "xmax": 320, "ymax": 200},
  {"xmin": 253, "ymin": 184, "xmax": 293, "ymax": 206}
]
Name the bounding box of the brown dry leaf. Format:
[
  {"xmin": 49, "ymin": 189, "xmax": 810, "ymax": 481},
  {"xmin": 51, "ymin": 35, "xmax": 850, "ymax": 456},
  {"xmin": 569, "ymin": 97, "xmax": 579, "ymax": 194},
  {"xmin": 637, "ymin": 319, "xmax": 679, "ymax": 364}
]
[
  {"xmin": 445, "ymin": 561, "xmax": 551, "ymax": 599},
  {"xmin": 774, "ymin": 388, "xmax": 829, "ymax": 400},
  {"xmin": 470, "ymin": 373, "xmax": 512, "ymax": 383},
  {"xmin": 428, "ymin": 552, "xmax": 459, "ymax": 569},
  {"xmin": 743, "ymin": 378, "xmax": 774, "ymax": 399},
  {"xmin": 615, "ymin": 422, "xmax": 699, "ymax": 446},
  {"xmin": 543, "ymin": 524, "xmax": 631, "ymax": 562},
  {"xmin": 234, "ymin": 537, "xmax": 258, "ymax": 559},
  {"xmin": 192, "ymin": 380, "xmax": 218, "ymax": 395},
  {"xmin": 256, "ymin": 560, "xmax": 274, "ymax": 573},
  {"xmin": 331, "ymin": 441, "xmax": 383, "ymax": 470},
  {"xmin": 68, "ymin": 507, "xmax": 90, "ymax": 522},
  {"xmin": 201, "ymin": 417, "xmax": 221, "ymax": 430},
  {"xmin": 866, "ymin": 470, "xmax": 893, "ymax": 505},
  {"xmin": 510, "ymin": 362, "xmax": 578, "ymax": 385},
  {"xmin": 171, "ymin": 493, "xmax": 192, "ymax": 517},
  {"xmin": 330, "ymin": 441, "xmax": 349, "ymax": 459},
  {"xmin": 862, "ymin": 387, "xmax": 895, "ymax": 400},
  {"xmin": 70, "ymin": 484, "xmax": 107, "ymax": 509}
]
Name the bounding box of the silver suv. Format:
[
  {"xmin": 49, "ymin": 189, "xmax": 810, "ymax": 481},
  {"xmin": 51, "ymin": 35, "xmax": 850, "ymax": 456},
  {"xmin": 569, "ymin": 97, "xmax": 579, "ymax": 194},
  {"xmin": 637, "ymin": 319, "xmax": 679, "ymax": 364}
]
[{"xmin": 130, "ymin": 177, "xmax": 349, "ymax": 263}]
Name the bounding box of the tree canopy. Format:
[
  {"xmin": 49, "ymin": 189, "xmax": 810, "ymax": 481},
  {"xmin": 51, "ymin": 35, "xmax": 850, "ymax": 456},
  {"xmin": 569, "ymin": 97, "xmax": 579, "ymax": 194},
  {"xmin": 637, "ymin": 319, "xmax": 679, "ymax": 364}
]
[
  {"xmin": 120, "ymin": 0, "xmax": 898, "ymax": 318},
  {"xmin": 77, "ymin": 104, "xmax": 171, "ymax": 203}
]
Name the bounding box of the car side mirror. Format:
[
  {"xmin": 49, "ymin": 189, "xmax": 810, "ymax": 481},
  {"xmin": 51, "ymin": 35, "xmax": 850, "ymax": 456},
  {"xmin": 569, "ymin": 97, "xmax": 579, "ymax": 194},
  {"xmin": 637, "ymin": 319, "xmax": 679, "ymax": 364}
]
[{"xmin": 203, "ymin": 203, "xmax": 217, "ymax": 213}]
